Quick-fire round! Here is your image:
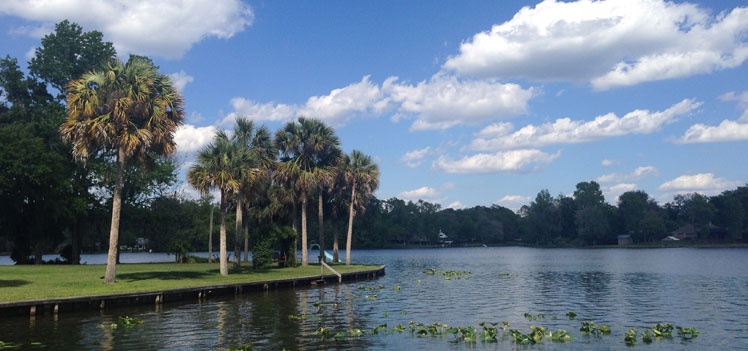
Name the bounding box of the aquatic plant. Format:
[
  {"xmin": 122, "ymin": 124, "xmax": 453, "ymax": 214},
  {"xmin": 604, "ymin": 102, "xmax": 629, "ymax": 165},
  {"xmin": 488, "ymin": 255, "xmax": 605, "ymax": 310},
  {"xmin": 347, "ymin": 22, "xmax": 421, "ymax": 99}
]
[
  {"xmin": 392, "ymin": 285, "xmax": 401, "ymax": 291},
  {"xmin": 566, "ymin": 311, "xmax": 577, "ymax": 319},
  {"xmin": 0, "ymin": 341, "xmax": 22, "ymax": 349},
  {"xmin": 623, "ymin": 329, "xmax": 638, "ymax": 345},
  {"xmin": 642, "ymin": 330, "xmax": 654, "ymax": 344},
  {"xmin": 479, "ymin": 324, "xmax": 498, "ymax": 342},
  {"xmin": 651, "ymin": 322, "xmax": 674, "ymax": 338},
  {"xmin": 347, "ymin": 328, "xmax": 364, "ymax": 337},
  {"xmin": 313, "ymin": 327, "xmax": 333, "ymax": 338},
  {"xmin": 579, "ymin": 321, "xmax": 610, "ymax": 335},
  {"xmin": 524, "ymin": 312, "xmax": 545, "ymax": 321},
  {"xmin": 549, "ymin": 329, "xmax": 574, "ymax": 342},
  {"xmin": 500, "ymin": 321, "xmax": 510, "ymax": 331},
  {"xmin": 676, "ymin": 326, "xmax": 700, "ymax": 339},
  {"xmin": 118, "ymin": 316, "xmax": 144, "ymax": 327},
  {"xmin": 369, "ymin": 323, "xmax": 388, "ymax": 335},
  {"xmin": 393, "ymin": 324, "xmax": 406, "ymax": 332},
  {"xmin": 365, "ymin": 294, "xmax": 377, "ymax": 301},
  {"xmin": 399, "ymin": 310, "xmax": 408, "ymax": 315},
  {"xmin": 228, "ymin": 345, "xmax": 254, "ymax": 351}
]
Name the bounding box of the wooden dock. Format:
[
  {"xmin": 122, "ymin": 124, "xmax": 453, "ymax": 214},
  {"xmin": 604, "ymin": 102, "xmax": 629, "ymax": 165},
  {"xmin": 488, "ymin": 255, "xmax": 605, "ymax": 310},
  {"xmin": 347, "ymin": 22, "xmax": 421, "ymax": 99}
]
[{"xmin": 0, "ymin": 265, "xmax": 385, "ymax": 318}]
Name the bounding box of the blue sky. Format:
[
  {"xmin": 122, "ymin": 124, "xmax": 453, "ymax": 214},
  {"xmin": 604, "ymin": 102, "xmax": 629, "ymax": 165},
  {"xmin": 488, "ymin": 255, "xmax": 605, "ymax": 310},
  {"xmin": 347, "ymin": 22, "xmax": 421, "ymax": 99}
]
[{"xmin": 2, "ymin": 0, "xmax": 747, "ymax": 210}]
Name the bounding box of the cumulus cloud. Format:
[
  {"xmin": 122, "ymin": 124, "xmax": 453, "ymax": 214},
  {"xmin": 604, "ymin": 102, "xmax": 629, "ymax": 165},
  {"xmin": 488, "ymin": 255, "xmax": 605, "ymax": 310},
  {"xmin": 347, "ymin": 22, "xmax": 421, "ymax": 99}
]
[
  {"xmin": 675, "ymin": 91, "xmax": 748, "ymax": 143},
  {"xmin": 174, "ymin": 124, "xmax": 218, "ymax": 153},
  {"xmin": 400, "ymin": 147, "xmax": 432, "ymax": 168},
  {"xmin": 659, "ymin": 173, "xmax": 741, "ymax": 192},
  {"xmin": 493, "ymin": 195, "xmax": 531, "ymax": 210},
  {"xmin": 224, "ymin": 74, "xmax": 533, "ymax": 130},
  {"xmin": 468, "ymin": 99, "xmax": 700, "ymax": 151},
  {"xmin": 446, "ymin": 201, "xmax": 466, "ymax": 210},
  {"xmin": 168, "ymin": 70, "xmax": 194, "ymax": 92},
  {"xmin": 397, "ymin": 186, "xmax": 446, "ymax": 203},
  {"xmin": 601, "ymin": 159, "xmax": 618, "ymax": 167},
  {"xmin": 0, "ymin": 0, "xmax": 254, "ymax": 59},
  {"xmin": 597, "ymin": 166, "xmax": 658, "ymax": 183},
  {"xmin": 385, "ymin": 74, "xmax": 534, "ymax": 131},
  {"xmin": 433, "ymin": 149, "xmax": 560, "ymax": 174},
  {"xmin": 443, "ymin": 0, "xmax": 748, "ymax": 90},
  {"xmin": 603, "ymin": 183, "xmax": 637, "ymax": 202},
  {"xmin": 221, "ymin": 76, "xmax": 388, "ymax": 127}
]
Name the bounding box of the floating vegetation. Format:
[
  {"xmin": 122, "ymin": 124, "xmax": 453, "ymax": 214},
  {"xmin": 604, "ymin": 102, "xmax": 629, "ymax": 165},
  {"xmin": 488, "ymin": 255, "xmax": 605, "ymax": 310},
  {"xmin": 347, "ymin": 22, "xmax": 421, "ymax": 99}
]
[
  {"xmin": 642, "ymin": 330, "xmax": 654, "ymax": 344},
  {"xmin": 550, "ymin": 329, "xmax": 574, "ymax": 342},
  {"xmin": 100, "ymin": 316, "xmax": 144, "ymax": 330},
  {"xmin": 423, "ymin": 268, "xmax": 438, "ymax": 275},
  {"xmin": 348, "ymin": 328, "xmax": 364, "ymax": 337},
  {"xmin": 623, "ymin": 329, "xmax": 638, "ymax": 345},
  {"xmin": 422, "ymin": 268, "xmax": 472, "ymax": 280},
  {"xmin": 365, "ymin": 294, "xmax": 377, "ymax": 301},
  {"xmin": 500, "ymin": 321, "xmax": 510, "ymax": 331},
  {"xmin": 676, "ymin": 326, "xmax": 700, "ymax": 339},
  {"xmin": 523, "ymin": 312, "xmax": 545, "ymax": 321},
  {"xmin": 370, "ymin": 323, "xmax": 388, "ymax": 335},
  {"xmin": 288, "ymin": 313, "xmax": 319, "ymax": 321},
  {"xmin": 498, "ymin": 272, "xmax": 511, "ymax": 277},
  {"xmin": 392, "ymin": 285, "xmax": 401, "ymax": 291},
  {"xmin": 579, "ymin": 321, "xmax": 611, "ymax": 335},
  {"xmin": 228, "ymin": 345, "xmax": 254, "ymax": 351},
  {"xmin": 651, "ymin": 322, "xmax": 674, "ymax": 338},
  {"xmin": 566, "ymin": 311, "xmax": 577, "ymax": 319},
  {"xmin": 383, "ymin": 311, "xmax": 389, "ymax": 317},
  {"xmin": 313, "ymin": 327, "xmax": 333, "ymax": 339},
  {"xmin": 393, "ymin": 324, "xmax": 406, "ymax": 332},
  {"xmin": 399, "ymin": 311, "xmax": 408, "ymax": 315},
  {"xmin": 479, "ymin": 324, "xmax": 498, "ymax": 342}
]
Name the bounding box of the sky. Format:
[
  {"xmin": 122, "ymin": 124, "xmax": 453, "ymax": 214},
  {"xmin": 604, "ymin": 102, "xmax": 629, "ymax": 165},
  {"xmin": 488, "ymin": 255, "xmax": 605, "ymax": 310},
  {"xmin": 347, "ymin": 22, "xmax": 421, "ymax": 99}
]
[{"xmin": 1, "ymin": 0, "xmax": 747, "ymax": 210}]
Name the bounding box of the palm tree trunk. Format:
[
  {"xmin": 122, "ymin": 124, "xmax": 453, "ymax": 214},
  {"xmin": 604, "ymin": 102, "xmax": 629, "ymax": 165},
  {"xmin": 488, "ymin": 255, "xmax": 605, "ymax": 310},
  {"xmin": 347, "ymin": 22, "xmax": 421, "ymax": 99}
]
[
  {"xmin": 291, "ymin": 200, "xmax": 298, "ymax": 266},
  {"xmin": 208, "ymin": 205, "xmax": 213, "ymax": 263},
  {"xmin": 301, "ymin": 191, "xmax": 308, "ymax": 266},
  {"xmin": 345, "ymin": 181, "xmax": 356, "ymax": 266},
  {"xmin": 318, "ymin": 190, "xmax": 325, "ymax": 264},
  {"xmin": 219, "ymin": 191, "xmax": 228, "ymax": 276},
  {"xmin": 243, "ymin": 219, "xmax": 249, "ymax": 262},
  {"xmin": 234, "ymin": 196, "xmax": 242, "ymax": 268},
  {"xmin": 104, "ymin": 147, "xmax": 125, "ymax": 283}
]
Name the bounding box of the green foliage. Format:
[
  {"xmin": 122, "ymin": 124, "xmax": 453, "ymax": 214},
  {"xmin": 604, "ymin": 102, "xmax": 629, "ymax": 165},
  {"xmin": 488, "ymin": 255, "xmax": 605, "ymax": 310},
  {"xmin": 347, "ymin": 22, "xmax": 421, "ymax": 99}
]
[
  {"xmin": 623, "ymin": 328, "xmax": 638, "ymax": 345},
  {"xmin": 580, "ymin": 321, "xmax": 611, "ymax": 335},
  {"xmin": 251, "ymin": 224, "xmax": 295, "ymax": 268},
  {"xmin": 168, "ymin": 240, "xmax": 191, "ymax": 263},
  {"xmin": 566, "ymin": 311, "xmax": 577, "ymax": 319},
  {"xmin": 676, "ymin": 326, "xmax": 700, "ymax": 339}
]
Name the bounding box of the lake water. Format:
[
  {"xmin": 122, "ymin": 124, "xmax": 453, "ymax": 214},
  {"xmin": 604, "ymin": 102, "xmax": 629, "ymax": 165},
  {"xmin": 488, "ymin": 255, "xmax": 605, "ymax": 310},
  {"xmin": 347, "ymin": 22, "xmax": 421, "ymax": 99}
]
[{"xmin": 1, "ymin": 247, "xmax": 747, "ymax": 350}]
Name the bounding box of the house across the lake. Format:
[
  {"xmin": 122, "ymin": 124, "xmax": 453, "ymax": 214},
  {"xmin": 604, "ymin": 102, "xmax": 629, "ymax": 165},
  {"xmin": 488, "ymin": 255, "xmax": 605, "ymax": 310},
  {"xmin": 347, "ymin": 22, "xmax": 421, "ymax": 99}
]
[
  {"xmin": 671, "ymin": 224, "xmax": 698, "ymax": 240},
  {"xmin": 617, "ymin": 234, "xmax": 633, "ymax": 246}
]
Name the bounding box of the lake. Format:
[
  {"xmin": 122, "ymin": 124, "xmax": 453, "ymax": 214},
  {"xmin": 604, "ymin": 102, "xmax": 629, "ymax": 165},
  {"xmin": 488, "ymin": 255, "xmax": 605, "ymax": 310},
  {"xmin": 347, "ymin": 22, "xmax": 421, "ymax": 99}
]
[{"xmin": 1, "ymin": 247, "xmax": 747, "ymax": 350}]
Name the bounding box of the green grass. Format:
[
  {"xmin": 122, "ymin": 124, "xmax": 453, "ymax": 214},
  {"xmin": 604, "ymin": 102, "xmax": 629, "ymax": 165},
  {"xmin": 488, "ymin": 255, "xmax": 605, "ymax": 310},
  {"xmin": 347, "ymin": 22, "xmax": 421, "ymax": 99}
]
[{"xmin": 0, "ymin": 262, "xmax": 379, "ymax": 303}]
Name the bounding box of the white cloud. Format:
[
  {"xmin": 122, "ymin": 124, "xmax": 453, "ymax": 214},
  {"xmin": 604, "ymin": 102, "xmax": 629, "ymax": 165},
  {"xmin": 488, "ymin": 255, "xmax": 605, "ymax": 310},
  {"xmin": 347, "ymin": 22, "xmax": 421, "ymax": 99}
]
[
  {"xmin": 400, "ymin": 147, "xmax": 432, "ymax": 168},
  {"xmin": 222, "ymin": 76, "xmax": 388, "ymax": 127},
  {"xmin": 168, "ymin": 70, "xmax": 194, "ymax": 92},
  {"xmin": 298, "ymin": 75, "xmax": 391, "ymax": 126},
  {"xmin": 597, "ymin": 166, "xmax": 658, "ymax": 183},
  {"xmin": 720, "ymin": 91, "xmax": 748, "ymax": 122},
  {"xmin": 175, "ymin": 124, "xmax": 218, "ymax": 153},
  {"xmin": 493, "ymin": 195, "xmax": 531, "ymax": 210},
  {"xmin": 385, "ymin": 74, "xmax": 534, "ymax": 131},
  {"xmin": 0, "ymin": 0, "xmax": 254, "ymax": 59},
  {"xmin": 446, "ymin": 201, "xmax": 466, "ymax": 210},
  {"xmin": 601, "ymin": 159, "xmax": 618, "ymax": 167},
  {"xmin": 659, "ymin": 173, "xmax": 741, "ymax": 192},
  {"xmin": 443, "ymin": 0, "xmax": 748, "ymax": 90},
  {"xmin": 675, "ymin": 91, "xmax": 748, "ymax": 143},
  {"xmin": 433, "ymin": 149, "xmax": 560, "ymax": 174},
  {"xmin": 468, "ymin": 99, "xmax": 701, "ymax": 151},
  {"xmin": 603, "ymin": 183, "xmax": 637, "ymax": 202},
  {"xmin": 397, "ymin": 186, "xmax": 446, "ymax": 203}
]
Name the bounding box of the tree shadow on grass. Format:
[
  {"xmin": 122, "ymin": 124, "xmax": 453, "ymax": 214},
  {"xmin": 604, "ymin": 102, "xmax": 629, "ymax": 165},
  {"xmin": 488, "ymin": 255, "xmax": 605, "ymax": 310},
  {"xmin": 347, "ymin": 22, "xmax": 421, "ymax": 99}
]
[
  {"xmin": 0, "ymin": 279, "xmax": 30, "ymax": 288},
  {"xmin": 117, "ymin": 271, "xmax": 213, "ymax": 282}
]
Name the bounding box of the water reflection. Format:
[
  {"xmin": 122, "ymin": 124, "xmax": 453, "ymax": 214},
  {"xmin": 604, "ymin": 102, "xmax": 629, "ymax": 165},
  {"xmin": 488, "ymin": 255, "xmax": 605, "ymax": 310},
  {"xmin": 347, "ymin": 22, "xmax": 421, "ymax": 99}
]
[{"xmin": 1, "ymin": 247, "xmax": 748, "ymax": 350}]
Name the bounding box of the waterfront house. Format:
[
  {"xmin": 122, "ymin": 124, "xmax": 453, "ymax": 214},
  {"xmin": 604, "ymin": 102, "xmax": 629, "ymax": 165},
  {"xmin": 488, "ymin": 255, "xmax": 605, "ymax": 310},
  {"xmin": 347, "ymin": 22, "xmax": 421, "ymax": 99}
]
[
  {"xmin": 617, "ymin": 234, "xmax": 633, "ymax": 246},
  {"xmin": 671, "ymin": 224, "xmax": 698, "ymax": 240}
]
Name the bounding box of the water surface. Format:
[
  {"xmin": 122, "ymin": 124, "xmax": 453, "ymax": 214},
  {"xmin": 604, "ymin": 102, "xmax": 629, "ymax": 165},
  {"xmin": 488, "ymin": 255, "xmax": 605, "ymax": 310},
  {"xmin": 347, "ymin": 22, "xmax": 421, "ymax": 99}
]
[{"xmin": 1, "ymin": 247, "xmax": 747, "ymax": 350}]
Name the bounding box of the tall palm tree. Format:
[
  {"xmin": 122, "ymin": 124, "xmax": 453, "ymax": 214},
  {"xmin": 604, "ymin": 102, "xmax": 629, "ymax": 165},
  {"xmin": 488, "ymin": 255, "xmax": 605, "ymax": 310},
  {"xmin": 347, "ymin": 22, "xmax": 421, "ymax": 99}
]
[
  {"xmin": 275, "ymin": 117, "xmax": 340, "ymax": 266},
  {"xmin": 343, "ymin": 150, "xmax": 379, "ymax": 265},
  {"xmin": 61, "ymin": 57, "xmax": 184, "ymax": 283},
  {"xmin": 187, "ymin": 131, "xmax": 240, "ymax": 276},
  {"xmin": 230, "ymin": 117, "xmax": 274, "ymax": 267}
]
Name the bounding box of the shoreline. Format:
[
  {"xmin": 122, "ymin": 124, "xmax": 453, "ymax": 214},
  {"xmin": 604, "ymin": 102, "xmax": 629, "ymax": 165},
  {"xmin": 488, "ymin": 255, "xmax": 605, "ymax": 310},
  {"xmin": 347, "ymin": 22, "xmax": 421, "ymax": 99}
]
[{"xmin": 0, "ymin": 264, "xmax": 385, "ymax": 318}]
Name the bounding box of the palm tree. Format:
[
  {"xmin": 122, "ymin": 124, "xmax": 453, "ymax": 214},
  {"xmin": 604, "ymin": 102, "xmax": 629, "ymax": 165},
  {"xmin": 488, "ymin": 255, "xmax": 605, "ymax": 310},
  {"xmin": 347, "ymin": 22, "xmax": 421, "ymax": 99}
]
[
  {"xmin": 275, "ymin": 117, "xmax": 340, "ymax": 266},
  {"xmin": 343, "ymin": 150, "xmax": 379, "ymax": 265},
  {"xmin": 61, "ymin": 57, "xmax": 184, "ymax": 283},
  {"xmin": 187, "ymin": 131, "xmax": 240, "ymax": 276},
  {"xmin": 230, "ymin": 117, "xmax": 274, "ymax": 267}
]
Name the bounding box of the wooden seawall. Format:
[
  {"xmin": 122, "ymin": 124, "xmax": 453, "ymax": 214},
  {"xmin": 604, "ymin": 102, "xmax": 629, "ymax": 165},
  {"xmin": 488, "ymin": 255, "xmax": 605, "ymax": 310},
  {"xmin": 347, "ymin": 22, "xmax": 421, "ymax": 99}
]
[{"xmin": 0, "ymin": 265, "xmax": 385, "ymax": 318}]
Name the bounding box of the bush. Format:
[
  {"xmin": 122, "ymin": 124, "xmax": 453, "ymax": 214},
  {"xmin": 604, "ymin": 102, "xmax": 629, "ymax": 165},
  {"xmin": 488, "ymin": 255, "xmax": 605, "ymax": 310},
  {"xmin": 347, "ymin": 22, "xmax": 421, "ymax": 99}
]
[{"xmin": 251, "ymin": 224, "xmax": 295, "ymax": 268}]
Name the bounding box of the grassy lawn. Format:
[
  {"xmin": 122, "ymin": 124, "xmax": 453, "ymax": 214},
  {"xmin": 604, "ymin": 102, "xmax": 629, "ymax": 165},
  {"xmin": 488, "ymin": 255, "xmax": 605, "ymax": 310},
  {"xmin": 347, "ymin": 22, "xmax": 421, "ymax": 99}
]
[{"xmin": 0, "ymin": 262, "xmax": 380, "ymax": 303}]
